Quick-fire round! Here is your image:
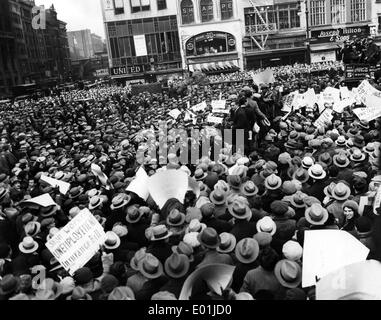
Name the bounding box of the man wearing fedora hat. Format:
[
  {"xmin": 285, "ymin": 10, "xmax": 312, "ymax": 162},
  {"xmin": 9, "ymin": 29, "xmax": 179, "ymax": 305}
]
[
  {"xmin": 229, "ymin": 199, "xmax": 256, "ymax": 242},
  {"xmin": 197, "ymin": 227, "xmax": 233, "ymax": 267},
  {"xmin": 147, "ymin": 225, "xmax": 173, "ymax": 265}
]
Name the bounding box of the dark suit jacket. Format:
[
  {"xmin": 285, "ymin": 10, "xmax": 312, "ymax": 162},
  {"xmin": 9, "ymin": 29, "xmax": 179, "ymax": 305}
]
[
  {"xmin": 305, "ymin": 179, "xmax": 329, "ymax": 203},
  {"xmin": 272, "ymin": 217, "xmax": 296, "ymax": 255},
  {"xmin": 126, "ymin": 220, "xmax": 150, "ymax": 248},
  {"xmin": 230, "ymin": 220, "xmax": 257, "ymax": 242},
  {"xmin": 135, "ymin": 276, "xmax": 169, "ymax": 300},
  {"xmin": 231, "ymin": 261, "xmax": 259, "ymax": 293},
  {"xmin": 204, "ymin": 217, "xmax": 232, "ymax": 235},
  {"xmin": 159, "ymin": 277, "xmax": 186, "ymax": 298},
  {"xmin": 147, "ymin": 241, "xmax": 173, "ymax": 265}
]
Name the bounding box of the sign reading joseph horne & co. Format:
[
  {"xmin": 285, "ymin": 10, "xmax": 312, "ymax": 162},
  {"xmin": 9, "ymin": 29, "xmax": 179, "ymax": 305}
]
[{"xmin": 311, "ymin": 26, "xmax": 370, "ymax": 44}]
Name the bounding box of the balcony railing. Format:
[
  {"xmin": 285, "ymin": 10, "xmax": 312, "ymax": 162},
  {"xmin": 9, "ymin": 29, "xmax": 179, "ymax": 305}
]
[{"xmin": 245, "ymin": 23, "xmax": 278, "ymax": 35}]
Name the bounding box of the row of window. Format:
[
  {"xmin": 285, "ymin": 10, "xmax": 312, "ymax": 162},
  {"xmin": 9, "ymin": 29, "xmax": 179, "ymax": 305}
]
[
  {"xmin": 109, "ymin": 31, "xmax": 180, "ymax": 60},
  {"xmin": 244, "ymin": 4, "xmax": 300, "ymax": 30},
  {"xmin": 181, "ymin": 0, "xmax": 233, "ymax": 24},
  {"xmin": 113, "ymin": 0, "xmax": 166, "ymax": 14},
  {"xmin": 107, "ymin": 16, "xmax": 178, "ymax": 38},
  {"xmin": 310, "ymin": 0, "xmax": 367, "ymax": 26}
]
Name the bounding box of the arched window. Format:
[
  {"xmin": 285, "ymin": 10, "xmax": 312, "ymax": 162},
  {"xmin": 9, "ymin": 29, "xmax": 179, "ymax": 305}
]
[
  {"xmin": 220, "ymin": 0, "xmax": 233, "ymax": 20},
  {"xmin": 200, "ymin": 0, "xmax": 214, "ymax": 22},
  {"xmin": 181, "ymin": 0, "xmax": 194, "ymax": 24}
]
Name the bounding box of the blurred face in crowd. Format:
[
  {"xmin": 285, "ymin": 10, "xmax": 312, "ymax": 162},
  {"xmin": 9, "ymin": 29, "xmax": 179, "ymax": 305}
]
[{"xmin": 343, "ymin": 207, "xmax": 355, "ymax": 220}]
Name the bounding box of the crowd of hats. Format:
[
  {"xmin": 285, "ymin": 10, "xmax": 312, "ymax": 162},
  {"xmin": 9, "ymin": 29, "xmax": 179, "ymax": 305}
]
[{"xmin": 0, "ymin": 64, "xmax": 380, "ymax": 301}]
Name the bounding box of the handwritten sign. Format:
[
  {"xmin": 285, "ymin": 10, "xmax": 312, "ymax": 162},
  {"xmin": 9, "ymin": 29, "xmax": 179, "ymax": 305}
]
[
  {"xmin": 46, "ymin": 209, "xmax": 107, "ymax": 275},
  {"xmin": 168, "ymin": 108, "xmax": 181, "ymax": 120},
  {"xmin": 314, "ymin": 109, "xmax": 333, "ymax": 128},
  {"xmin": 207, "ymin": 115, "xmax": 224, "ymax": 125},
  {"xmin": 192, "ymin": 101, "xmax": 207, "ymax": 112},
  {"xmin": 40, "ymin": 175, "xmax": 70, "ymax": 195},
  {"xmin": 211, "ymin": 100, "xmax": 226, "ymax": 110}
]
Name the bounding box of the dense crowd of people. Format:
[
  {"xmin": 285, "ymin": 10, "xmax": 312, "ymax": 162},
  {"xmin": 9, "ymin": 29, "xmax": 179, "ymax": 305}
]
[
  {"xmin": 340, "ymin": 36, "xmax": 381, "ymax": 65},
  {"xmin": 0, "ymin": 60, "xmax": 380, "ymax": 301}
]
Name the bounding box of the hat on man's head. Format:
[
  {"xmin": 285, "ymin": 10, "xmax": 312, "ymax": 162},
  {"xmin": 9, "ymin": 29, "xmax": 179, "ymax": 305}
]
[
  {"xmin": 235, "ymin": 238, "xmax": 259, "ymax": 264},
  {"xmin": 197, "ymin": 227, "xmax": 220, "ymax": 249},
  {"xmin": 333, "ymin": 153, "xmax": 350, "ymax": 168},
  {"xmin": 108, "ymin": 287, "xmax": 135, "ymax": 300},
  {"xmin": 217, "ymin": 233, "xmax": 237, "ymax": 254},
  {"xmin": 73, "ymin": 267, "xmax": 94, "ymax": 285},
  {"xmin": 308, "ymin": 164, "xmax": 326, "ymax": 180},
  {"xmin": 331, "ymin": 182, "xmax": 351, "ymax": 201},
  {"xmin": 167, "ymin": 209, "xmax": 186, "ymax": 227},
  {"xmin": 274, "ymin": 259, "xmax": 302, "ymax": 288},
  {"xmin": 151, "ymin": 225, "xmax": 173, "ymax": 241},
  {"xmin": 228, "ymin": 199, "xmax": 251, "ymax": 220},
  {"xmin": 164, "ymin": 253, "xmax": 190, "ymax": 279},
  {"xmin": 264, "ymin": 174, "xmax": 282, "ymax": 191},
  {"xmin": 253, "ymin": 232, "xmax": 272, "ymax": 248},
  {"xmin": 282, "ymin": 241, "xmax": 303, "ymax": 261},
  {"xmin": 305, "ymin": 203, "xmax": 329, "ymax": 225},
  {"xmin": 271, "ymin": 200, "xmax": 289, "ymax": 217},
  {"xmin": 138, "ymin": 253, "xmax": 164, "ymax": 279},
  {"xmin": 256, "ymin": 217, "xmax": 277, "ymax": 235}
]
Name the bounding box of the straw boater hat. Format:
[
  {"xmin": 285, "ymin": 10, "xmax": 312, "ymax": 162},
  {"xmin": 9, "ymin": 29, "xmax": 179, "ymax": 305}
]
[
  {"xmin": 264, "ymin": 174, "xmax": 282, "ymax": 190},
  {"xmin": 323, "ymin": 182, "xmax": 336, "ymax": 198},
  {"xmin": 333, "ymin": 153, "xmax": 350, "ymax": 168},
  {"xmin": 331, "ymin": 182, "xmax": 351, "ymax": 201},
  {"xmin": 235, "ymin": 238, "xmax": 259, "ymax": 264},
  {"xmin": 138, "ymin": 253, "xmax": 164, "ymax": 279},
  {"xmin": 240, "ymin": 181, "xmax": 259, "ymax": 197},
  {"xmin": 46, "ymin": 227, "xmax": 60, "ymax": 241},
  {"xmin": 104, "ymin": 231, "xmax": 121, "ymax": 250},
  {"xmin": 308, "ymin": 164, "xmax": 326, "ymax": 180},
  {"xmin": 193, "ymin": 169, "xmax": 207, "ymax": 181},
  {"xmin": 289, "ymin": 191, "xmax": 307, "ymax": 208},
  {"xmin": 110, "ymin": 194, "xmax": 131, "ymax": 211},
  {"xmin": 166, "ymin": 209, "xmax": 186, "ymax": 227},
  {"xmin": 274, "ymin": 259, "xmax": 302, "ymax": 288},
  {"xmin": 209, "ymin": 189, "xmax": 227, "ymax": 206},
  {"xmin": 172, "ymin": 241, "xmax": 194, "ymax": 262},
  {"xmin": 217, "ymin": 233, "xmax": 237, "ymax": 254},
  {"xmin": 88, "ymin": 196, "xmax": 103, "ymax": 210},
  {"xmin": 164, "ymin": 253, "xmax": 190, "ymax": 279},
  {"xmin": 301, "ymin": 156, "xmax": 314, "ymax": 169},
  {"xmin": 305, "ymin": 203, "xmax": 329, "ymax": 226},
  {"xmin": 256, "ymin": 216, "xmax": 277, "ymax": 235},
  {"xmin": 126, "ymin": 206, "xmax": 144, "ymax": 224},
  {"xmin": 40, "ymin": 205, "xmax": 58, "ymax": 218},
  {"xmin": 24, "ymin": 221, "xmax": 41, "ymax": 238},
  {"xmin": 150, "ymin": 225, "xmax": 173, "ymax": 241},
  {"xmin": 350, "ymin": 148, "xmax": 366, "ymax": 162},
  {"xmin": 19, "ymin": 236, "xmax": 39, "ymax": 254},
  {"xmin": 292, "ymin": 168, "xmax": 310, "ymax": 183}
]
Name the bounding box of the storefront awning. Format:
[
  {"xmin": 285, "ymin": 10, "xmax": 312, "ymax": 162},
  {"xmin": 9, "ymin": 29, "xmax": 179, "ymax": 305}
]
[
  {"xmin": 310, "ymin": 43, "xmax": 341, "ymax": 52},
  {"xmin": 190, "ymin": 60, "xmax": 240, "ymax": 73}
]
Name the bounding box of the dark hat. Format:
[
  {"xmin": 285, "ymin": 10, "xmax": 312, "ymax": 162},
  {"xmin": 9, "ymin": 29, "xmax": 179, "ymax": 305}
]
[
  {"xmin": 100, "ymin": 274, "xmax": 119, "ymax": 294},
  {"xmin": 274, "ymin": 259, "xmax": 302, "ymax": 288},
  {"xmin": 126, "ymin": 206, "xmax": 144, "ymax": 224},
  {"xmin": 66, "ymin": 287, "xmax": 92, "ymax": 300},
  {"xmin": 0, "ymin": 275, "xmax": 20, "ymax": 296},
  {"xmin": 73, "ymin": 267, "xmax": 93, "ymax": 285},
  {"xmin": 138, "ymin": 253, "xmax": 164, "ymax": 279},
  {"xmin": 197, "ymin": 227, "xmax": 220, "ymax": 249},
  {"xmin": 209, "ymin": 189, "xmax": 227, "ymax": 205},
  {"xmin": 164, "ymin": 253, "xmax": 190, "ymax": 279},
  {"xmin": 200, "ymin": 203, "xmax": 215, "ymax": 218},
  {"xmin": 228, "ymin": 199, "xmax": 251, "ymax": 220},
  {"xmin": 271, "ymin": 201, "xmax": 289, "ymax": 217},
  {"xmin": 253, "ymin": 232, "xmax": 273, "ymax": 248},
  {"xmin": 166, "ymin": 209, "xmax": 186, "ymax": 227}
]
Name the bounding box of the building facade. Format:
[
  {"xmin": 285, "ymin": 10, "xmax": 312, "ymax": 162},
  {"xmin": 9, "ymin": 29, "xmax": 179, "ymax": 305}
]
[
  {"xmin": 177, "ymin": 0, "xmax": 243, "ymax": 73},
  {"xmin": 101, "ymin": 0, "xmax": 182, "ymax": 82},
  {"xmin": 239, "ymin": 0, "xmax": 308, "ymax": 69},
  {"xmin": 308, "ymin": 0, "xmax": 373, "ymax": 64},
  {"xmin": 68, "ymin": 29, "xmax": 95, "ymax": 60}
]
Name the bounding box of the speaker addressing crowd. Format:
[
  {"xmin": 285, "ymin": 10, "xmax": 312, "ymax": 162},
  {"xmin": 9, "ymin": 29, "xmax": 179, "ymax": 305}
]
[
  {"xmin": 340, "ymin": 36, "xmax": 381, "ymax": 65},
  {"xmin": 0, "ymin": 59, "xmax": 380, "ymax": 301}
]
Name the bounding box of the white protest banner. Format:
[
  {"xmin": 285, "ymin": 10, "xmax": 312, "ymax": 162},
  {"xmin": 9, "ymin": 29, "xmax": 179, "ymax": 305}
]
[
  {"xmin": 21, "ymin": 193, "xmax": 57, "ymax": 208},
  {"xmin": 282, "ymin": 92, "xmax": 297, "ymax": 112},
  {"xmin": 292, "ymin": 93, "xmax": 306, "ymax": 110},
  {"xmin": 207, "ymin": 115, "xmax": 224, "ymax": 125},
  {"xmin": 316, "ymin": 260, "xmax": 381, "ymax": 300},
  {"xmin": 314, "ymin": 108, "xmax": 333, "ymax": 128},
  {"xmin": 333, "ymin": 98, "xmax": 354, "ymax": 114},
  {"xmin": 180, "ymin": 264, "xmax": 235, "ymax": 300},
  {"xmin": 302, "ymin": 230, "xmax": 369, "ymax": 288},
  {"xmin": 46, "ymin": 209, "xmax": 107, "ymax": 276},
  {"xmin": 304, "ymin": 88, "xmax": 317, "ymax": 110},
  {"xmin": 148, "ymin": 170, "xmax": 188, "ymax": 209},
  {"xmin": 192, "ymin": 101, "xmax": 207, "ymax": 112},
  {"xmin": 340, "ymin": 86, "xmax": 351, "ymax": 100},
  {"xmin": 252, "ymin": 69, "xmax": 276, "ymax": 84},
  {"xmin": 353, "ymin": 95, "xmax": 381, "ymax": 122},
  {"xmin": 126, "ymin": 167, "xmax": 150, "ymax": 201},
  {"xmin": 357, "ymin": 80, "xmax": 380, "ymax": 104},
  {"xmin": 168, "ymin": 108, "xmax": 181, "ymax": 120},
  {"xmin": 40, "ymin": 175, "xmax": 70, "ymax": 195},
  {"xmin": 323, "ymin": 87, "xmax": 341, "ymax": 106},
  {"xmin": 211, "ymin": 100, "xmax": 226, "ymax": 110}
]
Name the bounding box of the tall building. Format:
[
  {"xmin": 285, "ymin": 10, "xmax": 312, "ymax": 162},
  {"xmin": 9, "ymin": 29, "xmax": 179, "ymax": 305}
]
[
  {"xmin": 68, "ymin": 29, "xmax": 95, "ymax": 60},
  {"xmin": 0, "ymin": 0, "xmax": 17, "ymax": 96},
  {"xmin": 239, "ymin": 0, "xmax": 308, "ymax": 69},
  {"xmin": 101, "ymin": 0, "xmax": 183, "ymax": 82},
  {"xmin": 178, "ymin": 0, "xmax": 243, "ymax": 73},
  {"xmin": 91, "ymin": 33, "xmax": 106, "ymax": 54},
  {"xmin": 307, "ymin": 0, "xmax": 372, "ymax": 64}
]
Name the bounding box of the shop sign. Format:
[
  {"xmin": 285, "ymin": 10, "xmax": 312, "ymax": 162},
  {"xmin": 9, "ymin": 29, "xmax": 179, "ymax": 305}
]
[
  {"xmin": 311, "ymin": 26, "xmax": 370, "ymax": 44},
  {"xmin": 110, "ymin": 65, "xmax": 145, "ymax": 76}
]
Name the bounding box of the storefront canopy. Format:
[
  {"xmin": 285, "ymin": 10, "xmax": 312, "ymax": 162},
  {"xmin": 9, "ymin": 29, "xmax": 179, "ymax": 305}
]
[{"xmin": 191, "ymin": 60, "xmax": 239, "ymax": 74}]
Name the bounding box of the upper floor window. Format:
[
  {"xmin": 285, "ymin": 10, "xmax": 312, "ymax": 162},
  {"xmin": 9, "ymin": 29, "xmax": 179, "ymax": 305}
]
[
  {"xmin": 157, "ymin": 0, "xmax": 166, "ymax": 10},
  {"xmin": 350, "ymin": 0, "xmax": 366, "ymax": 22},
  {"xmin": 220, "ymin": 0, "xmax": 233, "ymax": 20},
  {"xmin": 331, "ymin": 0, "xmax": 346, "ymax": 24},
  {"xmin": 181, "ymin": 0, "xmax": 194, "ymax": 24},
  {"xmin": 113, "ymin": 0, "xmax": 125, "ymax": 14},
  {"xmin": 310, "ymin": 0, "xmax": 326, "ymax": 26},
  {"xmin": 200, "ymin": 0, "xmax": 214, "ymax": 22},
  {"xmin": 130, "ymin": 0, "xmax": 150, "ymax": 13}
]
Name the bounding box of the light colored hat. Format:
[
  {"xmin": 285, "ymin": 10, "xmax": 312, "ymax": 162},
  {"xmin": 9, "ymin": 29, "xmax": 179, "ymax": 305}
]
[
  {"xmin": 264, "ymin": 174, "xmax": 282, "ymax": 190},
  {"xmin": 308, "ymin": 164, "xmax": 326, "ymax": 180},
  {"xmin": 185, "ymin": 219, "xmax": 206, "ymax": 234},
  {"xmin": 302, "ymin": 156, "xmax": 314, "ymax": 169},
  {"xmin": 217, "ymin": 233, "xmax": 237, "ymax": 253},
  {"xmin": 104, "ymin": 231, "xmax": 121, "ymax": 250},
  {"xmin": 19, "ymin": 236, "xmax": 39, "ymax": 254},
  {"xmin": 256, "ymin": 216, "xmax": 277, "ymax": 235},
  {"xmin": 112, "ymin": 224, "xmax": 128, "ymax": 238},
  {"xmin": 282, "ymin": 240, "xmax": 303, "ymax": 261}
]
